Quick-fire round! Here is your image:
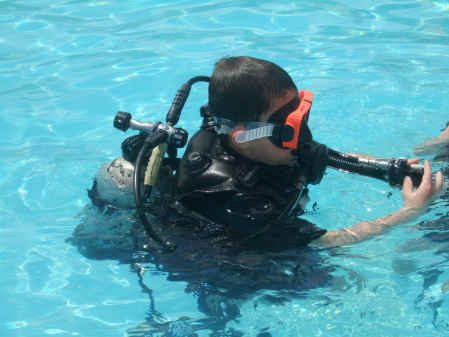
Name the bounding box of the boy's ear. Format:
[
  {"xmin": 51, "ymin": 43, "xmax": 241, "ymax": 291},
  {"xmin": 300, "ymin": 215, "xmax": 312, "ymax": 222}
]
[{"xmin": 230, "ymin": 130, "xmax": 250, "ymax": 149}]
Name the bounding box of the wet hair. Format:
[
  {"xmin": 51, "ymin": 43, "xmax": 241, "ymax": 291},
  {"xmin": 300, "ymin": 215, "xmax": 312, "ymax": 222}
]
[{"xmin": 208, "ymin": 56, "xmax": 297, "ymax": 122}]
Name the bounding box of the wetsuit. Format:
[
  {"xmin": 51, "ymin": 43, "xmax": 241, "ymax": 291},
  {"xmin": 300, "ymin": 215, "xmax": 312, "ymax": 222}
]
[{"xmin": 175, "ymin": 126, "xmax": 326, "ymax": 247}]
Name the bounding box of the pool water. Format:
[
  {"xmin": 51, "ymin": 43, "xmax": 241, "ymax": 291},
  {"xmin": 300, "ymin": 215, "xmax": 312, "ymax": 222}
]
[{"xmin": 2, "ymin": 0, "xmax": 449, "ymax": 336}]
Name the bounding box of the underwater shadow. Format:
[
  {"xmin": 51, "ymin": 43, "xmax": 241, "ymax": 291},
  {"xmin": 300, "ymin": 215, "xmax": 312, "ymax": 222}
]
[{"xmin": 67, "ymin": 202, "xmax": 360, "ymax": 337}]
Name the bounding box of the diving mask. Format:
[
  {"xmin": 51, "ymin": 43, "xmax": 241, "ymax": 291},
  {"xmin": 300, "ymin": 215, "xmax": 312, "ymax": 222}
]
[{"xmin": 213, "ymin": 90, "xmax": 314, "ymax": 150}]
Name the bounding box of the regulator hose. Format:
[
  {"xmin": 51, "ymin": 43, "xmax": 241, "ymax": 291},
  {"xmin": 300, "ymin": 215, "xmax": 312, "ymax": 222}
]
[
  {"xmin": 133, "ymin": 131, "xmax": 169, "ymax": 246},
  {"xmin": 328, "ymin": 151, "xmax": 386, "ymax": 181},
  {"xmin": 294, "ymin": 142, "xmax": 424, "ymax": 188},
  {"xmin": 124, "ymin": 76, "xmax": 210, "ymax": 246},
  {"xmin": 327, "ymin": 148, "xmax": 424, "ymax": 187},
  {"xmin": 166, "ymin": 76, "xmax": 210, "ymax": 126}
]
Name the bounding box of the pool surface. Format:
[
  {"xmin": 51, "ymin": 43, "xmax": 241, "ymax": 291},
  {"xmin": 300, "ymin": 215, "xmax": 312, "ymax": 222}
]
[{"xmin": 2, "ymin": 0, "xmax": 449, "ymax": 336}]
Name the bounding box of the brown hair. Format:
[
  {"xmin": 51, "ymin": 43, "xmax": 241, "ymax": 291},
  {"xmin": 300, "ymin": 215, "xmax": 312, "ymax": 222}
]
[{"xmin": 208, "ymin": 56, "xmax": 297, "ymax": 122}]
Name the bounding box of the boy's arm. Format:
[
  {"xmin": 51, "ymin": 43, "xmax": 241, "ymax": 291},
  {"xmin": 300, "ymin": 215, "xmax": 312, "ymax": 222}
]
[{"xmin": 311, "ymin": 161, "xmax": 445, "ymax": 247}]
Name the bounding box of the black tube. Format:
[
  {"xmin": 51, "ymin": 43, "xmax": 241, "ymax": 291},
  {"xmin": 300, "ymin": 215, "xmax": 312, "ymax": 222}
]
[
  {"xmin": 165, "ymin": 76, "xmax": 210, "ymax": 126},
  {"xmin": 134, "ymin": 77, "xmax": 210, "ymax": 243},
  {"xmin": 326, "ymin": 147, "xmax": 423, "ymax": 187},
  {"xmin": 133, "ymin": 131, "xmax": 168, "ymax": 245},
  {"xmin": 328, "ymin": 149, "xmax": 359, "ymax": 163},
  {"xmin": 187, "ymin": 76, "xmax": 210, "ymax": 85},
  {"xmin": 328, "ymin": 155, "xmax": 387, "ymax": 182}
]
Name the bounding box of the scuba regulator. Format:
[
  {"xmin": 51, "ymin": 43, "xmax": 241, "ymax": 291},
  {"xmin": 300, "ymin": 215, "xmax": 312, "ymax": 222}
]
[
  {"xmin": 113, "ymin": 76, "xmax": 210, "ymax": 245},
  {"xmin": 113, "ymin": 76, "xmax": 425, "ymax": 245}
]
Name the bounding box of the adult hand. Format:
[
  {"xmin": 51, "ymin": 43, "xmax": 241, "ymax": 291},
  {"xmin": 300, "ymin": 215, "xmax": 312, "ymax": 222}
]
[{"xmin": 402, "ymin": 160, "xmax": 445, "ymax": 216}]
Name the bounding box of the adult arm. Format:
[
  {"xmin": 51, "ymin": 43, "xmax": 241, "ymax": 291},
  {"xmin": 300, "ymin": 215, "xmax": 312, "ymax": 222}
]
[
  {"xmin": 441, "ymin": 125, "xmax": 449, "ymax": 139},
  {"xmin": 312, "ymin": 161, "xmax": 445, "ymax": 247},
  {"xmin": 413, "ymin": 125, "xmax": 449, "ymax": 156}
]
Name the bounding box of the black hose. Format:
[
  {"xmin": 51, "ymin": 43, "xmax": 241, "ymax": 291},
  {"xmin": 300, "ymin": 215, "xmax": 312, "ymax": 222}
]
[
  {"xmin": 327, "ymin": 147, "xmax": 423, "ymax": 186},
  {"xmin": 187, "ymin": 76, "xmax": 210, "ymax": 85},
  {"xmin": 166, "ymin": 76, "xmax": 210, "ymax": 126},
  {"xmin": 328, "ymin": 155, "xmax": 387, "ymax": 182},
  {"xmin": 133, "ymin": 131, "xmax": 168, "ymax": 245},
  {"xmin": 133, "ymin": 76, "xmax": 211, "ymax": 244}
]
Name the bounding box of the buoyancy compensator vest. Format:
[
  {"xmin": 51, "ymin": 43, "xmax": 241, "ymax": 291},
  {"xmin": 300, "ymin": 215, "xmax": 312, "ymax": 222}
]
[{"xmin": 175, "ymin": 125, "xmax": 311, "ymax": 233}]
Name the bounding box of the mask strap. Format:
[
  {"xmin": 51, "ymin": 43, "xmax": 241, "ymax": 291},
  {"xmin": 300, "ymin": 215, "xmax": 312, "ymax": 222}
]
[{"xmin": 234, "ymin": 124, "xmax": 275, "ymax": 143}]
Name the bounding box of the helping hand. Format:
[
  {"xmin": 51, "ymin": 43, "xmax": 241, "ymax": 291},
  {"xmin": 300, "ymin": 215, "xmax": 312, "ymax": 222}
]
[{"xmin": 402, "ymin": 160, "xmax": 446, "ymax": 216}]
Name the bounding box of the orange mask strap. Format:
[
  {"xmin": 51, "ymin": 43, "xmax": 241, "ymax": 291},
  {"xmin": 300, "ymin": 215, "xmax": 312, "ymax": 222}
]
[{"xmin": 282, "ymin": 90, "xmax": 313, "ymax": 149}]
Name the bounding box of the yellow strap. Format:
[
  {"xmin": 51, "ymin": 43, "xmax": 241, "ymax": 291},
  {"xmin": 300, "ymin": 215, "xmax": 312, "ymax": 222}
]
[{"xmin": 144, "ymin": 143, "xmax": 168, "ymax": 186}]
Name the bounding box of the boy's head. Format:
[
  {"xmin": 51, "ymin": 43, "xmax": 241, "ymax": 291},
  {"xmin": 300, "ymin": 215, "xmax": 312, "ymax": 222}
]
[
  {"xmin": 208, "ymin": 56, "xmax": 301, "ymax": 166},
  {"xmin": 208, "ymin": 56, "xmax": 297, "ymax": 123}
]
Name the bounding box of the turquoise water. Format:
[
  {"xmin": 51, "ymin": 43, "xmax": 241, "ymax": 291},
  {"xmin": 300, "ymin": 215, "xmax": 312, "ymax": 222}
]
[{"xmin": 2, "ymin": 0, "xmax": 449, "ymax": 336}]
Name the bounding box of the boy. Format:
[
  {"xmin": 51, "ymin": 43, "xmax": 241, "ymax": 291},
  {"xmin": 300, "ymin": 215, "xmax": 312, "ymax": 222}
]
[{"xmin": 174, "ymin": 56, "xmax": 445, "ymax": 247}]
